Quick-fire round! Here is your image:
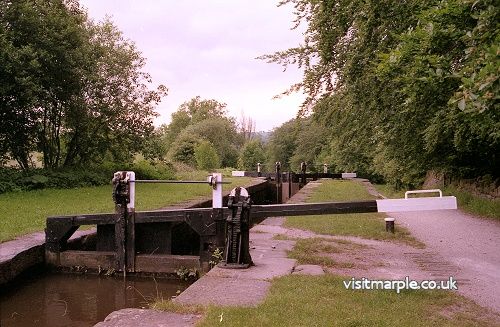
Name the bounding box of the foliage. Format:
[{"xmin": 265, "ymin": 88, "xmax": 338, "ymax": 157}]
[
  {"xmin": 164, "ymin": 97, "xmax": 242, "ymax": 167},
  {"xmin": 194, "ymin": 141, "xmax": 221, "ymax": 171},
  {"xmin": 0, "ymin": 160, "xmax": 174, "ymax": 194},
  {"xmin": 266, "ymin": 119, "xmax": 299, "ymax": 171},
  {"xmin": 141, "ymin": 126, "xmax": 169, "ymax": 161},
  {"xmin": 0, "ymin": 0, "xmax": 166, "ymax": 169},
  {"xmin": 264, "ymin": 0, "xmax": 499, "ymax": 186},
  {"xmin": 209, "ymin": 248, "xmax": 224, "ymax": 269},
  {"xmin": 266, "ymin": 117, "xmax": 329, "ymax": 172},
  {"xmin": 168, "ymin": 133, "xmax": 200, "ymax": 164},
  {"xmin": 238, "ymin": 140, "xmax": 266, "ymax": 170},
  {"xmin": 175, "ymin": 267, "xmax": 199, "ymax": 281},
  {"xmin": 163, "ymin": 96, "xmax": 229, "ymax": 147}
]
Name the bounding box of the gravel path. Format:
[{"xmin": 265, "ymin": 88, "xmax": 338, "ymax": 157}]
[{"xmin": 391, "ymin": 209, "xmax": 500, "ymax": 313}]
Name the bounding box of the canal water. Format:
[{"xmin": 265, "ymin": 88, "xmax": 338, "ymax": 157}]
[{"xmin": 0, "ymin": 270, "xmax": 189, "ymax": 327}]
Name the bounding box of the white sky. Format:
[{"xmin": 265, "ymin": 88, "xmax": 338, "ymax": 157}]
[{"xmin": 79, "ymin": 0, "xmax": 305, "ymax": 132}]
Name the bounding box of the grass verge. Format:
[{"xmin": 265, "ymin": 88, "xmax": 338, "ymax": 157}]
[
  {"xmin": 444, "ymin": 185, "xmax": 500, "ymax": 220},
  {"xmin": 164, "ymin": 274, "xmax": 498, "ymax": 327},
  {"xmin": 284, "ymin": 180, "xmax": 423, "ymax": 247},
  {"xmin": 287, "ymin": 237, "xmax": 364, "ymax": 268},
  {"xmin": 0, "ymin": 177, "xmax": 252, "ymax": 242}
]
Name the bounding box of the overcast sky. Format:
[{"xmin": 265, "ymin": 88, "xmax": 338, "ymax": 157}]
[{"xmin": 79, "ymin": 0, "xmax": 305, "ymax": 132}]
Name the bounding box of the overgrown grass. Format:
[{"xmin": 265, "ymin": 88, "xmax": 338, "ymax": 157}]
[
  {"xmin": 287, "ymin": 237, "xmax": 363, "ymax": 268},
  {"xmin": 0, "ymin": 177, "xmax": 252, "ymax": 242},
  {"xmin": 284, "ymin": 180, "xmax": 422, "ymax": 247},
  {"xmin": 444, "ymin": 185, "xmax": 500, "ymax": 220},
  {"xmin": 374, "ymin": 183, "xmax": 406, "ymax": 199},
  {"xmin": 195, "ymin": 274, "xmax": 497, "ymax": 326},
  {"xmin": 375, "ymin": 183, "xmax": 500, "ymax": 220}
]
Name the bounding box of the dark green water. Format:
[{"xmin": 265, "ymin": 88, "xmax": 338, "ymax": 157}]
[{"xmin": 0, "ymin": 272, "xmax": 189, "ymax": 327}]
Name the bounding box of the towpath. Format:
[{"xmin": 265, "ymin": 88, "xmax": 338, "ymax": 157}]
[{"xmin": 391, "ymin": 208, "xmax": 500, "ymax": 313}]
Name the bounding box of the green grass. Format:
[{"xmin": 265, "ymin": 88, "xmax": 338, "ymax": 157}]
[
  {"xmin": 284, "ymin": 180, "xmax": 422, "ymax": 247},
  {"xmin": 287, "ymin": 237, "xmax": 364, "ymax": 268},
  {"xmin": 193, "ymin": 274, "xmax": 497, "ymax": 326},
  {"xmin": 0, "ymin": 177, "xmax": 252, "ymax": 242},
  {"xmin": 444, "ymin": 185, "xmax": 500, "ymax": 220},
  {"xmin": 374, "ymin": 183, "xmax": 406, "ymax": 199},
  {"xmin": 375, "ymin": 183, "xmax": 500, "ymax": 220}
]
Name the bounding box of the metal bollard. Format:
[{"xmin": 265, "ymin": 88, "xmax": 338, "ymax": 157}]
[{"xmin": 384, "ymin": 217, "xmax": 395, "ymax": 233}]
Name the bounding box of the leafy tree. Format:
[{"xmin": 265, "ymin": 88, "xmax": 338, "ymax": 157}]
[
  {"xmin": 264, "ymin": 0, "xmax": 499, "ymax": 186},
  {"xmin": 168, "ymin": 133, "xmax": 200, "ymax": 164},
  {"xmin": 0, "ymin": 0, "xmax": 91, "ymax": 168},
  {"xmin": 141, "ymin": 126, "xmax": 168, "ymax": 161},
  {"xmin": 238, "ymin": 140, "xmax": 266, "ymax": 171},
  {"xmin": 195, "ymin": 140, "xmax": 220, "ymax": 170},
  {"xmin": 289, "ymin": 118, "xmax": 329, "ymax": 171},
  {"xmin": 164, "ymin": 97, "xmax": 242, "ymax": 167},
  {"xmin": 0, "ymin": 0, "xmax": 166, "ymax": 169},
  {"xmin": 163, "ymin": 96, "xmax": 229, "ymax": 147},
  {"xmin": 266, "ymin": 119, "xmax": 299, "ymax": 171},
  {"xmin": 65, "ymin": 19, "xmax": 167, "ymax": 166}
]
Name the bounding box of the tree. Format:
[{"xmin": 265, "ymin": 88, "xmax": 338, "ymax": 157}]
[
  {"xmin": 0, "ymin": 0, "xmax": 91, "ymax": 168},
  {"xmin": 239, "ymin": 112, "xmax": 256, "ymax": 142},
  {"xmin": 0, "ymin": 1, "xmax": 166, "ymax": 169},
  {"xmin": 266, "ymin": 119, "xmax": 299, "ymax": 170},
  {"xmin": 163, "ymin": 96, "xmax": 229, "ymax": 146},
  {"xmin": 164, "ymin": 97, "xmax": 242, "ymax": 167},
  {"xmin": 64, "ymin": 19, "xmax": 167, "ymax": 166},
  {"xmin": 263, "ymin": 0, "xmax": 499, "ymax": 185},
  {"xmin": 195, "ymin": 141, "xmax": 220, "ymax": 170},
  {"xmin": 289, "ymin": 119, "xmax": 329, "ymax": 171},
  {"xmin": 168, "ymin": 133, "xmax": 200, "ymax": 164},
  {"xmin": 238, "ymin": 140, "xmax": 266, "ymax": 171}
]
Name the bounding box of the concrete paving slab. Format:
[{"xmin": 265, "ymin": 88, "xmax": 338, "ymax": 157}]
[
  {"xmin": 207, "ymin": 257, "xmax": 296, "ymax": 280},
  {"xmin": 94, "ymin": 308, "xmax": 201, "ymax": 327},
  {"xmin": 173, "ymin": 276, "xmax": 271, "ymax": 307}
]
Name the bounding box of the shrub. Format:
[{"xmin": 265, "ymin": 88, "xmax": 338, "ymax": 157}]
[
  {"xmin": 195, "ymin": 141, "xmax": 221, "ymax": 171},
  {"xmin": 0, "ymin": 160, "xmax": 175, "ymax": 194}
]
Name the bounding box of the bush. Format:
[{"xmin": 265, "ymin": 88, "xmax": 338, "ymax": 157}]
[
  {"xmin": 0, "ymin": 160, "xmax": 176, "ymax": 194},
  {"xmin": 195, "ymin": 141, "xmax": 221, "ymax": 171},
  {"xmin": 129, "ymin": 160, "xmax": 175, "ymax": 180},
  {"xmin": 238, "ymin": 140, "xmax": 266, "ymax": 171}
]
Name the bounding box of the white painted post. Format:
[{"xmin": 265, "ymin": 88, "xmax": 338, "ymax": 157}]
[
  {"xmin": 257, "ymin": 163, "xmax": 261, "ymax": 173},
  {"xmin": 126, "ymin": 171, "xmax": 135, "ymax": 209},
  {"xmin": 212, "ymin": 173, "xmax": 223, "ymax": 208}
]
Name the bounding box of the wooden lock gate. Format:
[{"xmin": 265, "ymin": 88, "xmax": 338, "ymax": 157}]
[{"xmin": 45, "ymin": 171, "xmax": 457, "ymax": 274}]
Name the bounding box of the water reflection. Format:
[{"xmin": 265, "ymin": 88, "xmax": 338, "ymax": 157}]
[{"xmin": 1, "ymin": 272, "xmax": 188, "ymax": 327}]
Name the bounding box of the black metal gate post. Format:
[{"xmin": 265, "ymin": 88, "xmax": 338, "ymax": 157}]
[
  {"xmin": 220, "ymin": 187, "xmax": 253, "ymax": 269},
  {"xmin": 112, "ymin": 171, "xmax": 136, "ymax": 275},
  {"xmin": 275, "ymin": 162, "xmax": 282, "ymax": 204},
  {"xmin": 300, "ymin": 162, "xmax": 307, "ymax": 186}
]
